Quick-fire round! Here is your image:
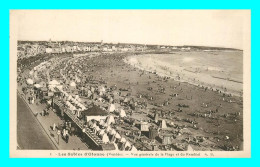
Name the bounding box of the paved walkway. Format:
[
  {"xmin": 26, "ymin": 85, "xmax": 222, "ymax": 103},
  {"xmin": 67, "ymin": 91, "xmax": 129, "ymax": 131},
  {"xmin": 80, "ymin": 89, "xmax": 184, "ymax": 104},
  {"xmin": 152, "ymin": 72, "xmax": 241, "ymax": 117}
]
[{"xmin": 17, "ymin": 94, "xmax": 56, "ymax": 150}]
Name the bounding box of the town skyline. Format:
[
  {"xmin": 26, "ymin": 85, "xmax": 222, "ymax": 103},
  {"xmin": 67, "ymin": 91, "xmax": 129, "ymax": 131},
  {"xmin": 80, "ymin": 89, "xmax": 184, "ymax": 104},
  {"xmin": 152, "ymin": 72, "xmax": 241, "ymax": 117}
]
[{"xmin": 17, "ymin": 39, "xmax": 243, "ymax": 50}]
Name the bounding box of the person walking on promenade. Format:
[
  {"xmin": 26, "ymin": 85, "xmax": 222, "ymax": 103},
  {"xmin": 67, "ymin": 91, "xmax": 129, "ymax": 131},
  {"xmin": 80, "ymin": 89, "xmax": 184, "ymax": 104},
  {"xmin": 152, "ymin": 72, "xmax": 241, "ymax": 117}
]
[
  {"xmin": 53, "ymin": 123, "xmax": 56, "ymax": 131},
  {"xmin": 66, "ymin": 134, "xmax": 69, "ymax": 143}
]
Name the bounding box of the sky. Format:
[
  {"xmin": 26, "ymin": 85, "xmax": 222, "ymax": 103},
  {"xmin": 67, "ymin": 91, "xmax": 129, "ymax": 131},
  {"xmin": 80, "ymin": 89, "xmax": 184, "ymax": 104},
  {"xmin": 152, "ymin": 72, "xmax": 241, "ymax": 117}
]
[{"xmin": 11, "ymin": 10, "xmax": 250, "ymax": 49}]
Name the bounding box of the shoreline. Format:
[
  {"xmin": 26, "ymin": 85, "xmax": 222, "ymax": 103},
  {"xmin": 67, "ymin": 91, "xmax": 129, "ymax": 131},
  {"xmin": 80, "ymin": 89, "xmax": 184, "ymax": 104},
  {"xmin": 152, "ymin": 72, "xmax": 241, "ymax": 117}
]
[{"xmin": 124, "ymin": 54, "xmax": 243, "ymax": 97}]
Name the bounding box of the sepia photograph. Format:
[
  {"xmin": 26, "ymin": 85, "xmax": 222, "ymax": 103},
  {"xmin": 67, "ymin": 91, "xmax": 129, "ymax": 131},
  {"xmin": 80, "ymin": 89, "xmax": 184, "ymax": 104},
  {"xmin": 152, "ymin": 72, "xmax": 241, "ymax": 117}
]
[{"xmin": 9, "ymin": 10, "xmax": 251, "ymax": 158}]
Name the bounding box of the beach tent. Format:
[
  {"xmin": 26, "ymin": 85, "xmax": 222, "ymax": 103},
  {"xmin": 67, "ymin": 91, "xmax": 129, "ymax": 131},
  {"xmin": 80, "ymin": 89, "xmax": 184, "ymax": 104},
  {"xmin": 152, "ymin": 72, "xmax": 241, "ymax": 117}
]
[
  {"xmin": 124, "ymin": 97, "xmax": 130, "ymax": 103},
  {"xmin": 110, "ymin": 129, "xmax": 117, "ymax": 136},
  {"xmin": 70, "ymin": 81, "xmax": 76, "ymax": 87},
  {"xmin": 108, "ymin": 104, "xmax": 116, "ymax": 112},
  {"xmin": 49, "ymin": 80, "xmax": 60, "ymax": 85},
  {"xmin": 29, "ymin": 70, "xmax": 34, "ymax": 75},
  {"xmin": 105, "ymin": 126, "xmax": 111, "ymax": 133},
  {"xmin": 39, "ymin": 81, "xmax": 46, "ymax": 88},
  {"xmin": 72, "ymin": 98, "xmax": 77, "ymax": 104},
  {"xmin": 115, "ymin": 132, "xmax": 121, "ymax": 139},
  {"xmin": 99, "ymin": 86, "xmax": 106, "ymax": 94},
  {"xmin": 125, "ymin": 141, "xmax": 131, "ymax": 150},
  {"xmin": 119, "ymin": 109, "xmax": 126, "ymax": 117},
  {"xmin": 181, "ymin": 128, "xmax": 191, "ymax": 134},
  {"xmin": 68, "ymin": 95, "xmax": 72, "ymax": 101},
  {"xmin": 187, "ymin": 144, "xmax": 194, "ymax": 151},
  {"xmin": 99, "ymin": 119, "xmax": 105, "ymax": 126},
  {"xmin": 120, "ymin": 137, "xmax": 127, "ymax": 143},
  {"xmin": 56, "ymin": 85, "xmax": 63, "ymax": 90},
  {"xmin": 92, "ymin": 122, "xmax": 97, "ymax": 129},
  {"xmin": 75, "ymin": 95, "xmax": 79, "ymax": 100},
  {"xmin": 88, "ymin": 121, "xmax": 94, "ymax": 128},
  {"xmin": 98, "ymin": 129, "xmax": 105, "ymax": 136},
  {"xmin": 66, "ymin": 101, "xmax": 70, "ymax": 106},
  {"xmin": 130, "ymin": 145, "xmax": 138, "ymax": 151},
  {"xmin": 95, "ymin": 126, "xmax": 100, "ymax": 132},
  {"xmin": 113, "ymin": 143, "xmax": 119, "ymax": 150},
  {"xmin": 154, "ymin": 113, "xmax": 159, "ymax": 123},
  {"xmin": 160, "ymin": 120, "xmax": 167, "ymax": 129},
  {"xmin": 103, "ymin": 123, "xmax": 108, "ymax": 127},
  {"xmin": 106, "ymin": 115, "xmax": 115, "ymax": 125},
  {"xmin": 98, "ymin": 97, "xmax": 103, "ymax": 102},
  {"xmin": 63, "ymin": 92, "xmax": 68, "ymax": 97},
  {"xmin": 102, "ymin": 133, "xmax": 109, "ymax": 143},
  {"xmin": 26, "ymin": 78, "xmax": 33, "ymax": 85},
  {"xmin": 77, "ymin": 110, "xmax": 81, "ymax": 117},
  {"xmin": 34, "ymin": 84, "xmax": 41, "ymax": 88}
]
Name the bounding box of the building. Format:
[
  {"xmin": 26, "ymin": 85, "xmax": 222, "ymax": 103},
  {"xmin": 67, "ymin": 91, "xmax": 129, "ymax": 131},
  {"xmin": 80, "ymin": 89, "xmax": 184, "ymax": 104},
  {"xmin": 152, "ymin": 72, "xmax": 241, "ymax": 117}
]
[
  {"xmin": 37, "ymin": 45, "xmax": 46, "ymax": 54},
  {"xmin": 46, "ymin": 48, "xmax": 53, "ymax": 53},
  {"xmin": 162, "ymin": 134, "xmax": 173, "ymax": 145},
  {"xmin": 140, "ymin": 122, "xmax": 150, "ymax": 131},
  {"xmin": 81, "ymin": 105, "xmax": 108, "ymax": 122}
]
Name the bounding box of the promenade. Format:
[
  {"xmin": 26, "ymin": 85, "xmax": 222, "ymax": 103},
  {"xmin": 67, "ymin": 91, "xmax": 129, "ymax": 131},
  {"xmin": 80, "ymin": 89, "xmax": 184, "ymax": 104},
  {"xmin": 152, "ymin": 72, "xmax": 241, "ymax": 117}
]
[{"xmin": 17, "ymin": 85, "xmax": 89, "ymax": 150}]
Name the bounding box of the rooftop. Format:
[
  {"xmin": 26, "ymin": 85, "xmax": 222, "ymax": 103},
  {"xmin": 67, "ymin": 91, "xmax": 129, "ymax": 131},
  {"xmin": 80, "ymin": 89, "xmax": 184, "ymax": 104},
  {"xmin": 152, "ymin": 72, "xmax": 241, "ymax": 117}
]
[{"xmin": 82, "ymin": 105, "xmax": 108, "ymax": 116}]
